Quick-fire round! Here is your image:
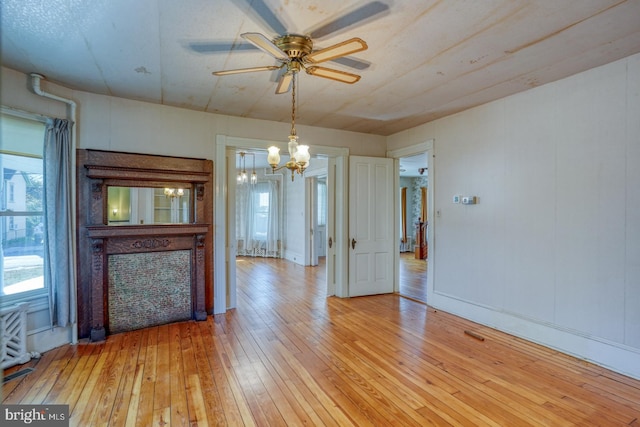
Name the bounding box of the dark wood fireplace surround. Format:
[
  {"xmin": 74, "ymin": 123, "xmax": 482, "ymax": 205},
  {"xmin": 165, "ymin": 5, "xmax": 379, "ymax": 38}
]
[{"xmin": 76, "ymin": 149, "xmax": 213, "ymax": 341}]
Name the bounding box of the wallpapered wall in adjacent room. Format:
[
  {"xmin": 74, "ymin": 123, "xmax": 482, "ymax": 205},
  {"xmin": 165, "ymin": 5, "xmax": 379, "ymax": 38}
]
[{"xmin": 411, "ymin": 176, "xmax": 428, "ymax": 227}]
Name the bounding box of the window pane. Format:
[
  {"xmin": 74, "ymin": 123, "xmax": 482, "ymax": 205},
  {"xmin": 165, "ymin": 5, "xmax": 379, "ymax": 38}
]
[
  {"xmin": 1, "ymin": 113, "xmax": 46, "ymax": 297},
  {"xmin": 2, "ymin": 215, "xmax": 44, "ymax": 295},
  {"xmin": 317, "ymin": 181, "xmax": 327, "ymax": 226},
  {"xmin": 253, "ymin": 190, "xmax": 269, "ymax": 239}
]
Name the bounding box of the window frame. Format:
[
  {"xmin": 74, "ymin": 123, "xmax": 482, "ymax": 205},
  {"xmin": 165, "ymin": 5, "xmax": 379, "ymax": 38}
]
[{"xmin": 1, "ymin": 106, "xmax": 49, "ymax": 307}]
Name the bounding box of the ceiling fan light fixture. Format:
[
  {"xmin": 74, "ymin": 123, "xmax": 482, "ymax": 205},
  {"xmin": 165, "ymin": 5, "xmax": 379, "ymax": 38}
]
[
  {"xmin": 305, "ymin": 37, "xmax": 368, "ymax": 64},
  {"xmin": 306, "ymin": 66, "xmax": 361, "ymax": 84},
  {"xmin": 268, "ymin": 73, "xmax": 310, "ymax": 180}
]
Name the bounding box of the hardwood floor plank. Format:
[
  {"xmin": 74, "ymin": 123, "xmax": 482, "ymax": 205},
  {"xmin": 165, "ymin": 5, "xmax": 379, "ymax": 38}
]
[
  {"xmin": 47, "ymin": 343, "xmax": 100, "ymax": 407},
  {"xmin": 185, "ymin": 374, "xmax": 210, "ymax": 426},
  {"xmin": 249, "ymin": 330, "xmax": 342, "ymax": 426},
  {"xmin": 106, "ymin": 329, "xmax": 144, "ymax": 427},
  {"xmin": 124, "ymin": 360, "xmax": 145, "ymax": 427},
  {"xmin": 134, "ymin": 327, "xmax": 158, "ymax": 427},
  {"xmin": 195, "ymin": 319, "xmax": 242, "ymax": 426},
  {"xmin": 2, "ymin": 345, "xmax": 68, "ymax": 404},
  {"xmin": 4, "ymin": 257, "xmax": 640, "ymax": 426},
  {"xmin": 189, "ymin": 321, "xmax": 227, "ymax": 426},
  {"xmin": 168, "ymin": 323, "xmax": 190, "ymax": 427},
  {"xmin": 69, "ymin": 334, "xmax": 122, "ymax": 427}
]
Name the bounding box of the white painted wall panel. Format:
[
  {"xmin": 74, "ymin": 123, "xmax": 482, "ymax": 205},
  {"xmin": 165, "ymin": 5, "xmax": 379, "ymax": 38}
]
[
  {"xmin": 389, "ymin": 52, "xmax": 640, "ymax": 379},
  {"xmin": 502, "ymin": 86, "xmax": 558, "ymax": 322},
  {"xmin": 554, "ymin": 62, "xmax": 628, "ymax": 342},
  {"xmin": 625, "ymin": 54, "xmax": 640, "ymax": 349}
]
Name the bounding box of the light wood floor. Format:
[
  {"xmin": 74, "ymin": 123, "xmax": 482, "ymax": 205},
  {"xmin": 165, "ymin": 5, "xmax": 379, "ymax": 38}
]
[
  {"xmin": 399, "ymin": 252, "xmax": 427, "ymax": 302},
  {"xmin": 3, "ymin": 257, "xmax": 640, "ymax": 426}
]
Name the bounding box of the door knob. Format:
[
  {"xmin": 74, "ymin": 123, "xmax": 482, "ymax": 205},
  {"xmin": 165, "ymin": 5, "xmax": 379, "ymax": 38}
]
[
  {"xmin": 351, "ymin": 238, "xmax": 357, "ymax": 250},
  {"xmin": 328, "ymin": 237, "xmax": 333, "ymax": 248}
]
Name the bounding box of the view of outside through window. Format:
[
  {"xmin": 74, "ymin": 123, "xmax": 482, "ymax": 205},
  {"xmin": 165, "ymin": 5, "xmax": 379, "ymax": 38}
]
[
  {"xmin": 317, "ymin": 180, "xmax": 327, "ymax": 227},
  {"xmin": 253, "ymin": 188, "xmax": 269, "ymax": 240},
  {"xmin": 1, "ymin": 113, "xmax": 46, "ymax": 298}
]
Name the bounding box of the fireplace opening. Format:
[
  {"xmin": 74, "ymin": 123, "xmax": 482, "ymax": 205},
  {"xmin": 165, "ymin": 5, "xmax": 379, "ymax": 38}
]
[{"xmin": 108, "ymin": 250, "xmax": 192, "ymax": 333}]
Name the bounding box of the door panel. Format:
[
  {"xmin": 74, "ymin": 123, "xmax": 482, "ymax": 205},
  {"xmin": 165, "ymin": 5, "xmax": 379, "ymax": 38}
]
[{"xmin": 349, "ymin": 156, "xmax": 394, "ymax": 296}]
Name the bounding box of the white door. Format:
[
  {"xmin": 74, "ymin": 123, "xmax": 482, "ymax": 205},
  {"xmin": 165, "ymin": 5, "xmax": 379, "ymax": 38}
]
[{"xmin": 349, "ymin": 156, "xmax": 394, "ymax": 296}]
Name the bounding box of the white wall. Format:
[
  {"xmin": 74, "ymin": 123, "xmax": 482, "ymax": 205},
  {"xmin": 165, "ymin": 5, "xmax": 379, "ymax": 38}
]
[{"xmin": 387, "ymin": 53, "xmax": 640, "ymax": 379}]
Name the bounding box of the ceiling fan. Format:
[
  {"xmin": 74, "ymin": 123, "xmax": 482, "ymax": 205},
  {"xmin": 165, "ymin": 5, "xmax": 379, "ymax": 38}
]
[{"xmin": 200, "ymin": 0, "xmax": 390, "ymax": 94}]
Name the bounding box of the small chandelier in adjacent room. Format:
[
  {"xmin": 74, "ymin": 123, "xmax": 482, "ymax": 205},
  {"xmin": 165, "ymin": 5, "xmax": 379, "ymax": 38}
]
[
  {"xmin": 164, "ymin": 187, "xmax": 184, "ymax": 198},
  {"xmin": 237, "ymin": 151, "xmax": 257, "ymax": 185},
  {"xmin": 267, "ymin": 70, "xmax": 310, "ymax": 181}
]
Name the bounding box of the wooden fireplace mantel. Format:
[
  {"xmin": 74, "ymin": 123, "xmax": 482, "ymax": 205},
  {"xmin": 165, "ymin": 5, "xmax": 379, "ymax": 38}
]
[{"xmin": 76, "ymin": 149, "xmax": 213, "ymax": 341}]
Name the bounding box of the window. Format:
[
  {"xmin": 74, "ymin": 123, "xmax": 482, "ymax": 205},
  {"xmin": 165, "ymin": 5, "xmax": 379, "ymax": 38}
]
[
  {"xmin": 317, "ymin": 180, "xmax": 327, "ymax": 226},
  {"xmin": 252, "ymin": 184, "xmax": 270, "ymax": 240},
  {"xmin": 1, "ymin": 112, "xmax": 46, "ymax": 298}
]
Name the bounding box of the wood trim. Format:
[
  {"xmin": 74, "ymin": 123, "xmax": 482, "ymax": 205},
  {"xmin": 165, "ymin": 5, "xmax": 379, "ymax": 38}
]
[{"xmin": 85, "ymin": 164, "xmax": 211, "ymax": 182}]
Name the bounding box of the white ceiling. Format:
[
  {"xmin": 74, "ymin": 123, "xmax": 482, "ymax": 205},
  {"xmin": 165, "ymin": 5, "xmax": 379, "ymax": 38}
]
[{"xmin": 2, "ymin": 0, "xmax": 640, "ymax": 137}]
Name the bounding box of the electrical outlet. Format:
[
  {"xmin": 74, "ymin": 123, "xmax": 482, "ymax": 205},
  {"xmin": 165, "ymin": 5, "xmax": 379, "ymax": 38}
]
[{"xmin": 453, "ymin": 195, "xmax": 461, "ymax": 204}]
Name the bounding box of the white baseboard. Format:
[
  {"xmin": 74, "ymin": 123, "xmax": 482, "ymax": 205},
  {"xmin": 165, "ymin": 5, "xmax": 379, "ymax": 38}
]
[
  {"xmin": 284, "ymin": 250, "xmax": 305, "ymax": 266},
  {"xmin": 430, "ymin": 291, "xmax": 640, "ymax": 380}
]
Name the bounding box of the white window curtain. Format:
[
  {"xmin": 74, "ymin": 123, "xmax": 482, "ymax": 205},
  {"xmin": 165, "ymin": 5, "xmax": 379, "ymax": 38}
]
[
  {"xmin": 236, "ymin": 180, "xmax": 281, "ymax": 258},
  {"xmin": 43, "ymin": 118, "xmax": 76, "ymax": 328}
]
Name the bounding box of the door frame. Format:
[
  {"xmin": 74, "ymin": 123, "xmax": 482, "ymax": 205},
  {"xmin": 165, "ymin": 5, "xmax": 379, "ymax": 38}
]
[
  {"xmin": 387, "ymin": 139, "xmax": 435, "ymax": 299},
  {"xmin": 214, "ymin": 135, "xmax": 349, "ymax": 313}
]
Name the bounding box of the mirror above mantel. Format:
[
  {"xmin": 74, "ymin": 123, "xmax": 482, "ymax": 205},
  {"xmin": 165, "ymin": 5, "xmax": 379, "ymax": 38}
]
[{"xmin": 108, "ymin": 186, "xmax": 192, "ymax": 225}]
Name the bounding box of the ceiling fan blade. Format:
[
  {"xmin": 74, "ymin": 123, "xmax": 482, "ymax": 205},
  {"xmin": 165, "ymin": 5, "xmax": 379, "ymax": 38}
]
[
  {"xmin": 305, "ymin": 38, "xmax": 368, "ymax": 64},
  {"xmin": 213, "ymin": 65, "xmax": 281, "ymax": 76},
  {"xmin": 185, "ymin": 41, "xmax": 258, "ymax": 54},
  {"xmin": 230, "ymin": 0, "xmax": 287, "ymax": 36},
  {"xmin": 241, "ymin": 32, "xmax": 289, "ymax": 61},
  {"xmin": 305, "ymin": 66, "xmax": 361, "ymax": 84},
  {"xmin": 275, "ymin": 72, "xmax": 293, "ymax": 94},
  {"xmin": 308, "ymin": 1, "xmax": 390, "ymax": 39}
]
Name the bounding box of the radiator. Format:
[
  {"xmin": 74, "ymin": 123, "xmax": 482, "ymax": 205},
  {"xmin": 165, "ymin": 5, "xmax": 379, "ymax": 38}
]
[{"xmin": 1, "ymin": 302, "xmax": 39, "ymax": 369}]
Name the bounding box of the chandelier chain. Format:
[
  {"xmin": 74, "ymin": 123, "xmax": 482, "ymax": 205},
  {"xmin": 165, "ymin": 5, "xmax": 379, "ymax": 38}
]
[{"xmin": 291, "ymin": 72, "xmax": 297, "ymax": 137}]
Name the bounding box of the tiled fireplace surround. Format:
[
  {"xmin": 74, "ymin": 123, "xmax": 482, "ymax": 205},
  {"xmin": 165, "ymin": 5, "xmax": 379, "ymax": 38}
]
[{"xmin": 76, "ymin": 150, "xmax": 213, "ymax": 341}]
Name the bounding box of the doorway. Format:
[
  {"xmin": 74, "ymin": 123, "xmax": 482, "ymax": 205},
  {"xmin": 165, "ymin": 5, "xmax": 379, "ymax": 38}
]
[
  {"xmin": 214, "ymin": 135, "xmax": 349, "ymax": 313},
  {"xmin": 389, "ymin": 140, "xmax": 434, "ymax": 305},
  {"xmin": 306, "ymin": 174, "xmax": 328, "ymax": 268},
  {"xmin": 398, "ymin": 153, "xmax": 428, "ymax": 302}
]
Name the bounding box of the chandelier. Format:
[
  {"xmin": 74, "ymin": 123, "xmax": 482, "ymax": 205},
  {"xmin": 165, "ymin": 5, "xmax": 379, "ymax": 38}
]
[
  {"xmin": 164, "ymin": 187, "xmax": 184, "ymax": 198},
  {"xmin": 237, "ymin": 151, "xmax": 257, "ymax": 185},
  {"xmin": 267, "ymin": 70, "xmax": 310, "ymax": 181}
]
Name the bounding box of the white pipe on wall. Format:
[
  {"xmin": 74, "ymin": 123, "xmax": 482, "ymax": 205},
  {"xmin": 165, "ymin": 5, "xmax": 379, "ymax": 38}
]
[{"xmin": 29, "ymin": 73, "xmax": 78, "ymax": 345}]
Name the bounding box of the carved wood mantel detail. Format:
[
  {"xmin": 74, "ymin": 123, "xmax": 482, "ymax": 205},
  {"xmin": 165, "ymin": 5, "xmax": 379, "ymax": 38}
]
[{"xmin": 76, "ymin": 149, "xmax": 213, "ymax": 341}]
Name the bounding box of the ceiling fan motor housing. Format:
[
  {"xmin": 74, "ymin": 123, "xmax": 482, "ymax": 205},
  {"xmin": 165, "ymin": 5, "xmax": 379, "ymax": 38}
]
[{"xmin": 274, "ymin": 34, "xmax": 313, "ymax": 59}]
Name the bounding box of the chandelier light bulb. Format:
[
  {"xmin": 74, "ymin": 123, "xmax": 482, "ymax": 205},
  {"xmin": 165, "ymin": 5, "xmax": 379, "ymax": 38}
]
[
  {"xmin": 268, "ymin": 146, "xmax": 281, "ymax": 167},
  {"xmin": 294, "ymin": 144, "xmax": 310, "ymax": 166}
]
